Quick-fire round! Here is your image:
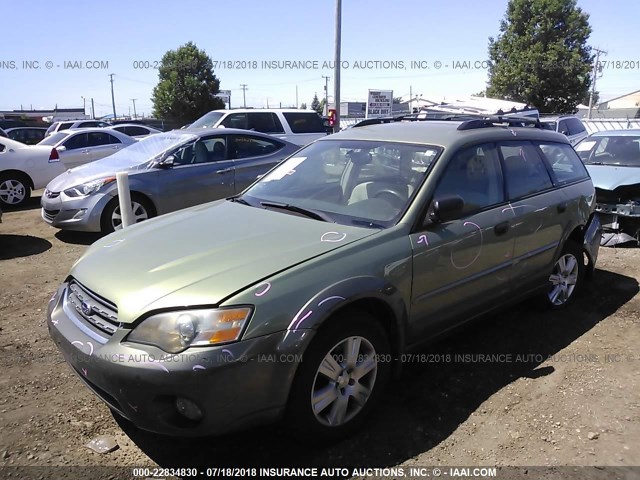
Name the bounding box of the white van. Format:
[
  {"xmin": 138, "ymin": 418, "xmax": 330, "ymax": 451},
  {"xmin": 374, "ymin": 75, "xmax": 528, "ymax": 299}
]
[{"xmin": 188, "ymin": 109, "xmax": 328, "ymax": 146}]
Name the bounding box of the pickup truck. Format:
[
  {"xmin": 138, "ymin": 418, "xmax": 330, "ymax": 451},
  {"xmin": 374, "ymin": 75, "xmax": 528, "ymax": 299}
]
[{"xmin": 187, "ymin": 109, "xmax": 328, "ymax": 146}]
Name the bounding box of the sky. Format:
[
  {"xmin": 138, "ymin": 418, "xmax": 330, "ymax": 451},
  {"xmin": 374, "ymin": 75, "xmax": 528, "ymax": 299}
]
[{"xmin": 2, "ymin": 0, "xmax": 638, "ymax": 118}]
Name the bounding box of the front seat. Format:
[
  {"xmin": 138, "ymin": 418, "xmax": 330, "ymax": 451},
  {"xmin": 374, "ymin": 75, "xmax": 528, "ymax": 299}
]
[{"xmin": 193, "ymin": 142, "xmax": 210, "ymax": 164}]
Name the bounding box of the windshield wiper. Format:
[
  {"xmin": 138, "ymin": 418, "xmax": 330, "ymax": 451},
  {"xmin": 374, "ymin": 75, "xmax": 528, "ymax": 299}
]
[
  {"xmin": 351, "ymin": 219, "xmax": 386, "ymax": 229},
  {"xmin": 260, "ymin": 201, "xmax": 332, "ymax": 222},
  {"xmin": 227, "ymin": 195, "xmax": 251, "ymax": 206}
]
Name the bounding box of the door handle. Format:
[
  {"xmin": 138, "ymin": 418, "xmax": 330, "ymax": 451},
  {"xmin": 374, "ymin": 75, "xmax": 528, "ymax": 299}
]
[
  {"xmin": 494, "ymin": 221, "xmax": 510, "ymax": 236},
  {"xmin": 557, "ymin": 202, "xmax": 567, "ymax": 213},
  {"xmin": 216, "ymin": 168, "xmax": 233, "ymax": 174},
  {"xmin": 112, "ymin": 146, "xmax": 119, "ymax": 149},
  {"xmin": 82, "ymin": 149, "xmax": 89, "ymax": 153}
]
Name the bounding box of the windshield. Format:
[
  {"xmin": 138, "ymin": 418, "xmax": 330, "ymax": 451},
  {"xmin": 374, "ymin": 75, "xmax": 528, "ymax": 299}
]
[
  {"xmin": 38, "ymin": 132, "xmax": 68, "ymax": 146},
  {"xmin": 241, "ymin": 139, "xmax": 441, "ymax": 228},
  {"xmin": 189, "ymin": 111, "xmax": 225, "ymax": 129},
  {"xmin": 576, "ymin": 135, "xmax": 640, "ymax": 166}
]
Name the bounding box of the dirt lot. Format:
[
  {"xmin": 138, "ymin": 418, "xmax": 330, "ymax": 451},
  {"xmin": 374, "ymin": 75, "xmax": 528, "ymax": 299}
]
[{"xmin": 0, "ymin": 194, "xmax": 639, "ymax": 478}]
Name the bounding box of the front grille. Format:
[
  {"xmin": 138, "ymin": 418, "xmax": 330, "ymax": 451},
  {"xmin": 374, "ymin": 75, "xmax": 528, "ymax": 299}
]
[
  {"xmin": 43, "ymin": 209, "xmax": 60, "ymax": 221},
  {"xmin": 44, "ymin": 190, "xmax": 60, "ymax": 199},
  {"xmin": 595, "ymin": 188, "xmax": 620, "ymax": 205},
  {"xmin": 67, "ymin": 280, "xmax": 119, "ymax": 336}
]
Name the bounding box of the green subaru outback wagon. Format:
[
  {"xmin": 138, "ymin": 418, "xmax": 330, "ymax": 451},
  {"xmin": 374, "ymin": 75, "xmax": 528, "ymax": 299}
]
[{"xmin": 48, "ymin": 117, "xmax": 601, "ymax": 440}]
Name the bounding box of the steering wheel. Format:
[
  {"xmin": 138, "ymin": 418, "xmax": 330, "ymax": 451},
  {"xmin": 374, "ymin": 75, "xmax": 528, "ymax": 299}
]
[{"xmin": 374, "ymin": 188, "xmax": 407, "ymax": 210}]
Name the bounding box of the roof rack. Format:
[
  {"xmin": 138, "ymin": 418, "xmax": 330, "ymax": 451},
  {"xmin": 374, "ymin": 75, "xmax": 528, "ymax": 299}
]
[{"xmin": 457, "ymin": 115, "xmax": 544, "ymax": 131}]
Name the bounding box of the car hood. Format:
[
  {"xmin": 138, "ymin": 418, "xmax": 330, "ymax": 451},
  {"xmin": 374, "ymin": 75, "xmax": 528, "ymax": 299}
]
[
  {"xmin": 586, "ymin": 165, "xmax": 640, "ymax": 190},
  {"xmin": 46, "ymin": 158, "xmax": 148, "ymax": 191},
  {"xmin": 71, "ymin": 200, "xmax": 378, "ymax": 324}
]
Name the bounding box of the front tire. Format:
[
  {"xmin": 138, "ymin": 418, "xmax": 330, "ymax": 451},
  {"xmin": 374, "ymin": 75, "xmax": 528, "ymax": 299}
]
[
  {"xmin": 287, "ymin": 311, "xmax": 391, "ymax": 442},
  {"xmin": 544, "ymin": 240, "xmax": 585, "ymax": 308},
  {"xmin": 0, "ymin": 173, "xmax": 31, "ymax": 208},
  {"xmin": 100, "ymin": 194, "xmax": 155, "ymax": 234}
]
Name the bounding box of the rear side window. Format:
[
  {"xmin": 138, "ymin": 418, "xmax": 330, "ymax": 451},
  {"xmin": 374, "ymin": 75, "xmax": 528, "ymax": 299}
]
[
  {"xmin": 538, "ymin": 143, "xmax": 589, "ymax": 184},
  {"xmin": 88, "ymin": 132, "xmax": 121, "ymax": 146},
  {"xmin": 282, "ymin": 112, "xmax": 325, "ymax": 133},
  {"xmin": 231, "ymin": 135, "xmax": 284, "ymax": 159},
  {"xmin": 500, "ymin": 142, "xmax": 553, "ymax": 199},
  {"xmin": 220, "ymin": 113, "xmax": 248, "ymax": 129},
  {"xmin": 566, "ymin": 118, "xmax": 586, "ymax": 135},
  {"xmin": 60, "ymin": 122, "xmax": 74, "ymax": 130},
  {"xmin": 64, "ymin": 133, "xmax": 89, "ymax": 150},
  {"xmin": 247, "ymin": 113, "xmax": 285, "ymax": 133}
]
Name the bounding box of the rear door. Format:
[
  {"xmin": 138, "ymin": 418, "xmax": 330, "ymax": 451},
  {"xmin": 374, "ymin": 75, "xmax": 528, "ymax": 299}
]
[
  {"xmin": 498, "ymin": 141, "xmax": 566, "ymax": 290},
  {"xmin": 409, "ymin": 143, "xmax": 514, "ymax": 338},
  {"xmin": 281, "ymin": 112, "xmax": 327, "ymax": 146},
  {"xmin": 86, "ymin": 132, "xmax": 123, "ymax": 162},
  {"xmin": 59, "ymin": 132, "xmax": 92, "ymax": 168},
  {"xmin": 229, "ymin": 134, "xmax": 288, "ymax": 192}
]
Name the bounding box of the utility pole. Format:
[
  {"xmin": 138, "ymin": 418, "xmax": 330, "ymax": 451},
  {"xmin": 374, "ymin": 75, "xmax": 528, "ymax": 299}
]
[
  {"xmin": 240, "ymin": 84, "xmax": 248, "ymax": 108},
  {"xmin": 81, "ymin": 96, "xmax": 86, "ymax": 117},
  {"xmin": 588, "ymin": 48, "xmax": 607, "ymax": 119},
  {"xmin": 333, "ymin": 0, "xmax": 342, "ymax": 132},
  {"xmin": 322, "ymin": 75, "xmax": 331, "ymax": 116},
  {"xmin": 296, "ymin": 85, "xmax": 299, "ymax": 108},
  {"xmin": 131, "ymin": 98, "xmax": 137, "ymax": 119},
  {"xmin": 109, "ymin": 73, "xmax": 117, "ymax": 120},
  {"xmin": 91, "ymin": 98, "xmax": 95, "ymax": 119}
]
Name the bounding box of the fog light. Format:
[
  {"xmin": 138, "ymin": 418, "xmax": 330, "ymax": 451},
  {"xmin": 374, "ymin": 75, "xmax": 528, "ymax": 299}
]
[
  {"xmin": 72, "ymin": 209, "xmax": 87, "ymax": 219},
  {"xmin": 175, "ymin": 397, "xmax": 203, "ymax": 421}
]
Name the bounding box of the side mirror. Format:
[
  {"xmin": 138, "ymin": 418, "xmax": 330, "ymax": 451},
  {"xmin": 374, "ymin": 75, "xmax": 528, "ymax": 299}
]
[
  {"xmin": 429, "ymin": 194, "xmax": 465, "ymax": 223},
  {"xmin": 158, "ymin": 155, "xmax": 176, "ymax": 168}
]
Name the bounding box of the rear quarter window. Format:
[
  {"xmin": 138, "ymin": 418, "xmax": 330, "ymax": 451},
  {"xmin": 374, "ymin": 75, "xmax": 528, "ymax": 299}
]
[
  {"xmin": 538, "ymin": 142, "xmax": 589, "ymax": 184},
  {"xmin": 282, "ymin": 112, "xmax": 325, "ymax": 133}
]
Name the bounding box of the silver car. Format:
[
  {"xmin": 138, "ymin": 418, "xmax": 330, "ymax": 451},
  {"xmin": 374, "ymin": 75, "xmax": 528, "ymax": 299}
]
[
  {"xmin": 37, "ymin": 128, "xmax": 136, "ymax": 169},
  {"xmin": 41, "ymin": 129, "xmax": 300, "ymax": 233}
]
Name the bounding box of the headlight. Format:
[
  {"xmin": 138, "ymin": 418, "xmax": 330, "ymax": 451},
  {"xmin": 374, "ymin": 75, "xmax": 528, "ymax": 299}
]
[
  {"xmin": 63, "ymin": 177, "xmax": 115, "ymax": 197},
  {"xmin": 126, "ymin": 307, "xmax": 252, "ymax": 353}
]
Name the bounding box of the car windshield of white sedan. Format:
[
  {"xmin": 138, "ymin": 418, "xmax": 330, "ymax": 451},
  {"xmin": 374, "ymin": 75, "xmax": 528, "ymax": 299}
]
[
  {"xmin": 577, "ymin": 135, "xmax": 640, "ymax": 167},
  {"xmin": 242, "ymin": 140, "xmax": 441, "ymax": 227},
  {"xmin": 189, "ymin": 112, "xmax": 225, "ymax": 129}
]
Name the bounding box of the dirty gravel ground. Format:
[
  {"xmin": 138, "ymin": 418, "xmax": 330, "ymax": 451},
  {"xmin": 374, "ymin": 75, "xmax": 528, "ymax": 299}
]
[{"xmin": 0, "ymin": 195, "xmax": 639, "ymax": 479}]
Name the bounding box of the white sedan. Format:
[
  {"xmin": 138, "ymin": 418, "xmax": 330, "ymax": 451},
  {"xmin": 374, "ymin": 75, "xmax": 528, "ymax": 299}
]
[{"xmin": 1, "ymin": 129, "xmax": 135, "ymax": 207}]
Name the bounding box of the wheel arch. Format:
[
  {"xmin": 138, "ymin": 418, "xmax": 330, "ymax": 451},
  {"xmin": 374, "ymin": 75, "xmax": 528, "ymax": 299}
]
[{"xmin": 0, "ymin": 169, "xmax": 34, "ymax": 189}]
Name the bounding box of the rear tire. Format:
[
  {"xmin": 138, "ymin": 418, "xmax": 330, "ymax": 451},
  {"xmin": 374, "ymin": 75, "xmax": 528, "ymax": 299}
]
[
  {"xmin": 543, "ymin": 240, "xmax": 585, "ymax": 309},
  {"xmin": 0, "ymin": 172, "xmax": 31, "ymax": 208},
  {"xmin": 286, "ymin": 311, "xmax": 391, "ymax": 442},
  {"xmin": 100, "ymin": 194, "xmax": 155, "ymax": 234}
]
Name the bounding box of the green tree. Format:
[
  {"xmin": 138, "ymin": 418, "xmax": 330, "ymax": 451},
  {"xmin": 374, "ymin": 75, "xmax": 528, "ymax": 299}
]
[
  {"xmin": 485, "ymin": 0, "xmax": 593, "ymax": 113},
  {"xmin": 310, "ymin": 93, "xmax": 321, "ymax": 115},
  {"xmin": 318, "ymin": 98, "xmax": 327, "ymax": 115},
  {"xmin": 152, "ymin": 42, "xmax": 225, "ymax": 124},
  {"xmin": 300, "ymin": 102, "xmax": 307, "ymax": 110}
]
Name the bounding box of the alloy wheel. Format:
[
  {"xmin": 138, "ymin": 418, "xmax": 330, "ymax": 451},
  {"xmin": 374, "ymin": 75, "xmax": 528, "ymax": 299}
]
[
  {"xmin": 547, "ymin": 253, "xmax": 579, "ymax": 306},
  {"xmin": 0, "ymin": 179, "xmax": 26, "ymax": 205},
  {"xmin": 111, "ymin": 201, "xmax": 149, "ymax": 230},
  {"xmin": 311, "ymin": 336, "xmax": 378, "ymax": 427}
]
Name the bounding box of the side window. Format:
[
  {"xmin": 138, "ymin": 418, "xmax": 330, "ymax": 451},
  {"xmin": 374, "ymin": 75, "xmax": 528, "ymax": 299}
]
[
  {"xmin": 79, "ymin": 122, "xmax": 99, "ymax": 128},
  {"xmin": 247, "ymin": 113, "xmax": 285, "ymax": 133},
  {"xmin": 175, "ymin": 136, "xmax": 226, "ymax": 165},
  {"xmin": 88, "ymin": 132, "xmax": 121, "ymax": 146},
  {"xmin": 60, "ymin": 122, "xmax": 75, "ymax": 131},
  {"xmin": 220, "ymin": 113, "xmax": 247, "ymax": 130},
  {"xmin": 282, "ymin": 112, "xmax": 325, "ymax": 133},
  {"xmin": 127, "ymin": 126, "xmax": 149, "ymax": 136},
  {"xmin": 63, "ymin": 133, "xmax": 89, "ymax": 150},
  {"xmin": 538, "ymin": 142, "xmax": 589, "ymax": 184},
  {"xmin": 500, "ymin": 141, "xmax": 553, "ymax": 199},
  {"xmin": 231, "ymin": 135, "xmax": 284, "ymax": 159},
  {"xmin": 557, "ymin": 120, "xmax": 569, "ymax": 135},
  {"xmin": 567, "ymin": 118, "xmax": 586, "ymax": 135},
  {"xmin": 432, "ymin": 143, "xmax": 504, "ymax": 215}
]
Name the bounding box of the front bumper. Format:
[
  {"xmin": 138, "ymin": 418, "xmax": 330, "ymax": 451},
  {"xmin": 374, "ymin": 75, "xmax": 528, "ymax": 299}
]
[
  {"xmin": 47, "ymin": 282, "xmax": 314, "ymax": 436},
  {"xmin": 596, "ymin": 205, "xmax": 640, "ymax": 246},
  {"xmin": 41, "ymin": 190, "xmax": 113, "ymax": 232}
]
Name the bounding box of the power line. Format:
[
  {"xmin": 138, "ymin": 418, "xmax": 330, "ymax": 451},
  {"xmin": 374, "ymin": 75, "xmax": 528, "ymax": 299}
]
[{"xmin": 240, "ymin": 84, "xmax": 249, "ymax": 107}]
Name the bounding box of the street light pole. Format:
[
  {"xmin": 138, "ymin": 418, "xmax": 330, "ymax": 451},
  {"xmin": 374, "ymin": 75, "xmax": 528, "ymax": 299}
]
[
  {"xmin": 109, "ymin": 73, "xmax": 117, "ymax": 120},
  {"xmin": 333, "ymin": 0, "xmax": 342, "ymax": 132},
  {"xmin": 131, "ymin": 98, "xmax": 137, "ymax": 119}
]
